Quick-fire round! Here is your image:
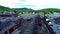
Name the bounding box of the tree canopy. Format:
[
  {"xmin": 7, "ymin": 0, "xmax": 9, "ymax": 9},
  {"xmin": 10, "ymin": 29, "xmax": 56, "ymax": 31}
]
[{"xmin": 0, "ymin": 6, "xmax": 60, "ymax": 14}]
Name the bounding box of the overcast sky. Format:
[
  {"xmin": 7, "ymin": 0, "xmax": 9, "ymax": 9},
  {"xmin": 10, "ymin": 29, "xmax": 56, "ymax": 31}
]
[{"xmin": 0, "ymin": 0, "xmax": 60, "ymax": 10}]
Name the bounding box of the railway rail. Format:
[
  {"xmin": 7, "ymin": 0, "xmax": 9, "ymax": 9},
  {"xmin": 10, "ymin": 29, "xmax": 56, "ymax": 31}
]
[{"xmin": 18, "ymin": 14, "xmax": 54, "ymax": 34}]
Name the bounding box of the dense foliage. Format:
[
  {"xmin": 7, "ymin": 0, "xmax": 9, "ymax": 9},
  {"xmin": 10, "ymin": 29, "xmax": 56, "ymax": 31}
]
[
  {"xmin": 0, "ymin": 6, "xmax": 13, "ymax": 13},
  {"xmin": 0, "ymin": 6, "xmax": 60, "ymax": 14}
]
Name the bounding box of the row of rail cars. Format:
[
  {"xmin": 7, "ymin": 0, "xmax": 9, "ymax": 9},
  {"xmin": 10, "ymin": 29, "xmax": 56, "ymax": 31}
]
[
  {"xmin": 0, "ymin": 13, "xmax": 24, "ymax": 34},
  {"xmin": 0, "ymin": 12, "xmax": 56, "ymax": 34}
]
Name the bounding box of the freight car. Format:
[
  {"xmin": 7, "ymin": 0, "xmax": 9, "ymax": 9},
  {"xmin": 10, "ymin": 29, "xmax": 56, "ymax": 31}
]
[
  {"xmin": 0, "ymin": 13, "xmax": 24, "ymax": 34},
  {"xmin": 54, "ymin": 17, "xmax": 60, "ymax": 25}
]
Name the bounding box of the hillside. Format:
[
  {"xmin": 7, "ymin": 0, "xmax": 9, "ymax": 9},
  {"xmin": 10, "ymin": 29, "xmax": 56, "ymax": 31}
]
[
  {"xmin": 0, "ymin": 6, "xmax": 12, "ymax": 13},
  {"xmin": 0, "ymin": 6, "xmax": 11, "ymax": 11},
  {"xmin": 12, "ymin": 8, "xmax": 32, "ymax": 10},
  {"xmin": 42, "ymin": 8, "xmax": 60, "ymax": 13},
  {"xmin": 0, "ymin": 6, "xmax": 60, "ymax": 14},
  {"xmin": 12, "ymin": 8, "xmax": 34, "ymax": 14}
]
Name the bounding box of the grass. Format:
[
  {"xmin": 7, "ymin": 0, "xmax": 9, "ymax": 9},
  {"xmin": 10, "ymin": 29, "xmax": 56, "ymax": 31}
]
[
  {"xmin": 38, "ymin": 12, "xmax": 44, "ymax": 16},
  {"xmin": 19, "ymin": 13, "xmax": 33, "ymax": 17},
  {"xmin": 19, "ymin": 12, "xmax": 44, "ymax": 17},
  {"xmin": 19, "ymin": 13, "xmax": 44, "ymax": 17}
]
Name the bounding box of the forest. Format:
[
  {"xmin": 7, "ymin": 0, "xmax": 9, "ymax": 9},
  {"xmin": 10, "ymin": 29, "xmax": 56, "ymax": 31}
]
[{"xmin": 0, "ymin": 5, "xmax": 60, "ymax": 14}]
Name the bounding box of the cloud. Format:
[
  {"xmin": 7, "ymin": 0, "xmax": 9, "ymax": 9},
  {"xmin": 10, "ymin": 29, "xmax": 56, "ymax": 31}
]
[{"xmin": 0, "ymin": 0, "xmax": 60, "ymax": 10}]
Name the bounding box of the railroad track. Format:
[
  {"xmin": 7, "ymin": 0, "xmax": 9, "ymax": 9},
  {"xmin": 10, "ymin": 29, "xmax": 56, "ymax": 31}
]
[
  {"xmin": 19, "ymin": 16, "xmax": 50, "ymax": 34},
  {"xmin": 19, "ymin": 17, "xmax": 36, "ymax": 34},
  {"xmin": 18, "ymin": 14, "xmax": 55, "ymax": 34}
]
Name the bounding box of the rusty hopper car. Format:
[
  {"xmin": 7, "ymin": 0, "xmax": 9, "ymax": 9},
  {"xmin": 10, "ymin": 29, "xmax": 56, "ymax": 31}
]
[{"xmin": 0, "ymin": 13, "xmax": 24, "ymax": 34}]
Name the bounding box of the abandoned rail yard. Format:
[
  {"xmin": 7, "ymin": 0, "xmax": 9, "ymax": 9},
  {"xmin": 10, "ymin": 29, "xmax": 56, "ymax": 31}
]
[
  {"xmin": 0, "ymin": 5, "xmax": 60, "ymax": 34},
  {"xmin": 0, "ymin": 11, "xmax": 60, "ymax": 34}
]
